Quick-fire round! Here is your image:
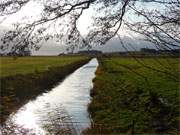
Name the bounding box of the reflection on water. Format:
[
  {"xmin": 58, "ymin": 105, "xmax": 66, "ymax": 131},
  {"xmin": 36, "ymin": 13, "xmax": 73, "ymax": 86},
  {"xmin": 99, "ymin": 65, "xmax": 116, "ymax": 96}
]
[{"xmin": 6, "ymin": 58, "xmax": 98, "ymax": 134}]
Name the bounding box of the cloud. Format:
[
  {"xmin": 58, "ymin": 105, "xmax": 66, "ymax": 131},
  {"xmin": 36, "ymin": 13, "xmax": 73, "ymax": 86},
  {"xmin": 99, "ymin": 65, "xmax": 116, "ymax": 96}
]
[
  {"xmin": 0, "ymin": 25, "xmax": 155, "ymax": 56},
  {"xmin": 32, "ymin": 36, "xmax": 155, "ymax": 55}
]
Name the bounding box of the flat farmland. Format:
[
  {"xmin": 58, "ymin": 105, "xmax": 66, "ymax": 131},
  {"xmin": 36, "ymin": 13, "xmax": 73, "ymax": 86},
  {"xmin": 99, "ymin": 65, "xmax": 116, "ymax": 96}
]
[
  {"xmin": 87, "ymin": 57, "xmax": 179, "ymax": 134},
  {"xmin": 0, "ymin": 56, "xmax": 89, "ymax": 123},
  {"xmin": 0, "ymin": 56, "xmax": 88, "ymax": 78}
]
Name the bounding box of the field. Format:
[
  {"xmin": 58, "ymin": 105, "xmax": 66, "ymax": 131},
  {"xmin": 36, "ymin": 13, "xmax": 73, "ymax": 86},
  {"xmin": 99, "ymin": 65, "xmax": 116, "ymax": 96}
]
[
  {"xmin": 87, "ymin": 57, "xmax": 180, "ymax": 134},
  {"xmin": 0, "ymin": 56, "xmax": 89, "ymax": 123},
  {"xmin": 0, "ymin": 56, "xmax": 88, "ymax": 78},
  {"xmin": 0, "ymin": 56, "xmax": 179, "ymax": 134}
]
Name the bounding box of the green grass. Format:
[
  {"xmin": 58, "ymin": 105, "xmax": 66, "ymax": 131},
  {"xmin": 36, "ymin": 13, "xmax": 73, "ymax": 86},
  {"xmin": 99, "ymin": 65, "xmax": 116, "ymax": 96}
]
[
  {"xmin": 0, "ymin": 56, "xmax": 90, "ymax": 123},
  {"xmin": 0, "ymin": 56, "xmax": 87, "ymax": 78},
  {"xmin": 88, "ymin": 57, "xmax": 180, "ymax": 134}
]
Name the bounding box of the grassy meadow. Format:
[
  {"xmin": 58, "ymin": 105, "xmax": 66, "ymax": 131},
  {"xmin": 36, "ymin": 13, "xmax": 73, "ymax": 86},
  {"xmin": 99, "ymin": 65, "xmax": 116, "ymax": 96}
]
[
  {"xmin": 87, "ymin": 57, "xmax": 180, "ymax": 134},
  {"xmin": 0, "ymin": 56, "xmax": 179, "ymax": 134},
  {"xmin": 0, "ymin": 56, "xmax": 89, "ymax": 123},
  {"xmin": 0, "ymin": 56, "xmax": 88, "ymax": 78}
]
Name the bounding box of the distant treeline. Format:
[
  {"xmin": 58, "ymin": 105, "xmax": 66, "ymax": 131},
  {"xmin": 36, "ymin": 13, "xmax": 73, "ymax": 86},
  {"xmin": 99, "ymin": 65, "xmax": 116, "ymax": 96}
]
[
  {"xmin": 140, "ymin": 48, "xmax": 180, "ymax": 55},
  {"xmin": 103, "ymin": 48, "xmax": 180, "ymax": 57},
  {"xmin": 1, "ymin": 48, "xmax": 180, "ymax": 56},
  {"xmin": 0, "ymin": 50, "xmax": 31, "ymax": 56},
  {"xmin": 74, "ymin": 48, "xmax": 180, "ymax": 57}
]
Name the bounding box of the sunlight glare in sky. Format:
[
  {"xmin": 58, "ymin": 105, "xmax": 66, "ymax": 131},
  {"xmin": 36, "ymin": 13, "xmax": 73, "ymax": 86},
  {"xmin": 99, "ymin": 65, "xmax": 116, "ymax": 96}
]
[{"xmin": 0, "ymin": 0, "xmax": 94, "ymax": 35}]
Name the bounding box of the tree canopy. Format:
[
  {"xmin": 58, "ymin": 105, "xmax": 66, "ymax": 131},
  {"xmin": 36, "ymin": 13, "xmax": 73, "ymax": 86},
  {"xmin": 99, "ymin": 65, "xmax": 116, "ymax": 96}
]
[{"xmin": 0, "ymin": 0, "xmax": 179, "ymax": 54}]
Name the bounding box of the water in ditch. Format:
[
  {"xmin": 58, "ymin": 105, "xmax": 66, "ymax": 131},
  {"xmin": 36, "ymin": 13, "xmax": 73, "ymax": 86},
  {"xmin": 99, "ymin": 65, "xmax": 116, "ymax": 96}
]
[{"xmin": 4, "ymin": 58, "xmax": 98, "ymax": 134}]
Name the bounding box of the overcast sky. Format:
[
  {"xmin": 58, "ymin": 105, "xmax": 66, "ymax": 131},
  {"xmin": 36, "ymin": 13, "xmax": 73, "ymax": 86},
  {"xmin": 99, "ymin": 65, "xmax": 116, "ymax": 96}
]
[{"xmin": 0, "ymin": 1, "xmax": 160, "ymax": 55}]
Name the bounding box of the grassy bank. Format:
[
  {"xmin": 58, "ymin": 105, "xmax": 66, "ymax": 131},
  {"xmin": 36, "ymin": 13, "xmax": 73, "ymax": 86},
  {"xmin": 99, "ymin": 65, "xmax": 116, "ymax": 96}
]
[
  {"xmin": 87, "ymin": 57, "xmax": 179, "ymax": 134},
  {"xmin": 0, "ymin": 56, "xmax": 90, "ymax": 123},
  {"xmin": 0, "ymin": 56, "xmax": 88, "ymax": 77}
]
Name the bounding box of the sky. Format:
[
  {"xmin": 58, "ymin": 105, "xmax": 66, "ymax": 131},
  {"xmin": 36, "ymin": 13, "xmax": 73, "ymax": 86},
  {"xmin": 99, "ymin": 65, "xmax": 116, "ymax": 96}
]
[
  {"xmin": 0, "ymin": 0, "xmax": 99, "ymax": 55},
  {"xmin": 0, "ymin": 0, "xmax": 162, "ymax": 55},
  {"xmin": 0, "ymin": 1, "xmax": 94, "ymax": 34}
]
